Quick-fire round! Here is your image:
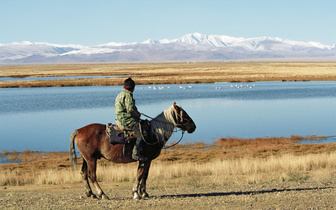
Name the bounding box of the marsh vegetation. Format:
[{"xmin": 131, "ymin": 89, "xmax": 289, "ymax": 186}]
[{"xmin": 1, "ymin": 62, "xmax": 336, "ymax": 88}]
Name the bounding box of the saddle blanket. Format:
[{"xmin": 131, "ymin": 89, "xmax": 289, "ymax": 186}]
[{"xmin": 106, "ymin": 123, "xmax": 127, "ymax": 145}]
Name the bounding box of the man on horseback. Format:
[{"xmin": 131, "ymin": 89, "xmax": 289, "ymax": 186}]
[{"xmin": 115, "ymin": 77, "xmax": 148, "ymax": 162}]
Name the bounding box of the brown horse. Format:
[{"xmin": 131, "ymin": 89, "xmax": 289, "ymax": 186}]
[{"xmin": 69, "ymin": 102, "xmax": 196, "ymax": 200}]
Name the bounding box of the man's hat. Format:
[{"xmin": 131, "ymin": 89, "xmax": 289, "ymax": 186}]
[{"xmin": 124, "ymin": 77, "xmax": 135, "ymax": 89}]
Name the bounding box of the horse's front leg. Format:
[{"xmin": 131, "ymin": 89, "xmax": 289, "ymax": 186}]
[
  {"xmin": 132, "ymin": 160, "xmax": 151, "ymax": 200},
  {"xmin": 140, "ymin": 160, "xmax": 151, "ymax": 199}
]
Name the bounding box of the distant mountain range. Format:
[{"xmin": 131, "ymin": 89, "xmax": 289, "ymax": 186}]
[{"xmin": 1, "ymin": 33, "xmax": 335, "ymax": 64}]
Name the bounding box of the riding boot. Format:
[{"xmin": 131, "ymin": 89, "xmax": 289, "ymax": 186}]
[{"xmin": 132, "ymin": 144, "xmax": 148, "ymax": 162}]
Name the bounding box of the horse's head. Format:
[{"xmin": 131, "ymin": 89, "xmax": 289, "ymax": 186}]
[{"xmin": 172, "ymin": 102, "xmax": 196, "ymax": 133}]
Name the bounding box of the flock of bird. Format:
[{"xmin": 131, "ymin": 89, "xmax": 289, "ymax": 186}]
[
  {"xmin": 219, "ymin": 84, "xmax": 256, "ymax": 89},
  {"xmin": 140, "ymin": 84, "xmax": 256, "ymax": 90}
]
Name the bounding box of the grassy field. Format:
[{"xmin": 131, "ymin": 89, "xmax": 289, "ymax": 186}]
[
  {"xmin": 1, "ymin": 137, "xmax": 336, "ymax": 208},
  {"xmin": 1, "ymin": 62, "xmax": 336, "ymax": 87},
  {"xmin": 1, "ymin": 136, "xmax": 336, "ymax": 186}
]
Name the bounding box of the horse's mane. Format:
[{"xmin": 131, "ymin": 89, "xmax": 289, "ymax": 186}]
[{"xmin": 150, "ymin": 105, "xmax": 177, "ymax": 145}]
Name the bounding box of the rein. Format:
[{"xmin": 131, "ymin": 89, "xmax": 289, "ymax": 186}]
[
  {"xmin": 140, "ymin": 112, "xmax": 186, "ymax": 148},
  {"xmin": 141, "ymin": 113, "xmax": 174, "ymax": 126},
  {"xmin": 141, "ymin": 110, "xmax": 192, "ymax": 127},
  {"xmin": 163, "ymin": 130, "xmax": 185, "ymax": 149}
]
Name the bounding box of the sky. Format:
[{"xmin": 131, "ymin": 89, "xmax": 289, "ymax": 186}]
[{"xmin": 1, "ymin": 0, "xmax": 335, "ymax": 46}]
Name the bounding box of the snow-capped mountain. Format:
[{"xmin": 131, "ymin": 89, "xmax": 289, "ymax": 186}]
[{"xmin": 0, "ymin": 33, "xmax": 335, "ymax": 64}]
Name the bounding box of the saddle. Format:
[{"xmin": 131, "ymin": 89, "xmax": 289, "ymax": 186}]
[{"xmin": 106, "ymin": 120, "xmax": 152, "ymax": 145}]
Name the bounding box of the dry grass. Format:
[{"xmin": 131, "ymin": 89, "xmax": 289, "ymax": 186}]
[
  {"xmin": 290, "ymin": 134, "xmax": 329, "ymax": 142},
  {"xmin": 1, "ymin": 62, "xmax": 336, "ymax": 88},
  {"xmin": 1, "ymin": 152, "xmax": 335, "ymax": 187},
  {"xmin": 216, "ymin": 137, "xmax": 294, "ymax": 148},
  {"xmin": 1, "ymin": 137, "xmax": 336, "ymax": 187},
  {"xmin": 1, "ymin": 139, "xmax": 335, "ymax": 209}
]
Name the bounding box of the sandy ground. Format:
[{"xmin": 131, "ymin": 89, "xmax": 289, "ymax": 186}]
[{"xmin": 1, "ymin": 181, "xmax": 335, "ymax": 209}]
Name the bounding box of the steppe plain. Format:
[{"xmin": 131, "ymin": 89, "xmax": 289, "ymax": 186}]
[
  {"xmin": 1, "ymin": 62, "xmax": 336, "ymax": 209},
  {"xmin": 1, "ymin": 62, "xmax": 336, "ymax": 87}
]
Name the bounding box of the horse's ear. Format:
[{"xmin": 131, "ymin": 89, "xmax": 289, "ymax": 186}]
[{"xmin": 173, "ymin": 102, "xmax": 178, "ymax": 110}]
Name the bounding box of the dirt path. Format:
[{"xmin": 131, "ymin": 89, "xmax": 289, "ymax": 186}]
[{"xmin": 1, "ymin": 181, "xmax": 335, "ymax": 209}]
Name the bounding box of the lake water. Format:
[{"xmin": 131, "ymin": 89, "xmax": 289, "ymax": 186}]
[
  {"xmin": 1, "ymin": 81, "xmax": 336, "ymax": 152},
  {"xmin": 0, "ymin": 75, "xmax": 134, "ymax": 81}
]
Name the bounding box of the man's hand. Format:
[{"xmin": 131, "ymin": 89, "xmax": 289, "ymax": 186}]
[{"xmin": 131, "ymin": 110, "xmax": 141, "ymax": 119}]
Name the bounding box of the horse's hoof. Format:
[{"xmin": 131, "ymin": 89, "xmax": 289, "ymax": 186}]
[
  {"xmin": 90, "ymin": 194, "xmax": 98, "ymax": 199},
  {"xmin": 102, "ymin": 194, "xmax": 110, "ymax": 200},
  {"xmin": 141, "ymin": 193, "xmax": 150, "ymax": 199},
  {"xmin": 133, "ymin": 192, "xmax": 141, "ymax": 200}
]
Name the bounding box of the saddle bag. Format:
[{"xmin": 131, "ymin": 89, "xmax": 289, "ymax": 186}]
[{"xmin": 106, "ymin": 123, "xmax": 134, "ymax": 145}]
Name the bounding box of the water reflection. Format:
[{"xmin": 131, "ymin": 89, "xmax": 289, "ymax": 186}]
[{"xmin": 1, "ymin": 81, "xmax": 336, "ymax": 152}]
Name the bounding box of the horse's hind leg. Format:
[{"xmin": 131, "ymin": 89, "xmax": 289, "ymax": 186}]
[
  {"xmin": 81, "ymin": 159, "xmax": 96, "ymax": 198},
  {"xmin": 86, "ymin": 158, "xmax": 110, "ymax": 200}
]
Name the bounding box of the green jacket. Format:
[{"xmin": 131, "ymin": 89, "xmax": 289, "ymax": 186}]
[{"xmin": 115, "ymin": 88, "xmax": 140, "ymax": 128}]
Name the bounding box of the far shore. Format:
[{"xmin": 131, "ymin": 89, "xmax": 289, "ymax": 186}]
[{"xmin": 0, "ymin": 62, "xmax": 336, "ymax": 88}]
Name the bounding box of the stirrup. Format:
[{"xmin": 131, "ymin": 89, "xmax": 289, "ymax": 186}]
[
  {"xmin": 132, "ymin": 153, "xmax": 148, "ymax": 162},
  {"xmin": 132, "ymin": 148, "xmax": 148, "ymax": 161}
]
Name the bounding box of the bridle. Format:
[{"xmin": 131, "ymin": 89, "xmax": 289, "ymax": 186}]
[
  {"xmin": 139, "ymin": 108, "xmax": 191, "ymax": 148},
  {"xmin": 172, "ymin": 106, "xmax": 194, "ymax": 129},
  {"xmin": 141, "ymin": 107, "xmax": 191, "ymax": 128}
]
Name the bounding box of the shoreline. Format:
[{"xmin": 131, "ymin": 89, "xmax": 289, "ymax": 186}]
[
  {"xmin": 1, "ymin": 62, "xmax": 336, "ymax": 88},
  {"xmin": 1, "ymin": 135, "xmax": 334, "ymax": 164}
]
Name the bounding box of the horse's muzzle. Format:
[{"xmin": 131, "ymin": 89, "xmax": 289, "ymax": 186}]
[{"xmin": 186, "ymin": 121, "xmax": 196, "ymax": 133}]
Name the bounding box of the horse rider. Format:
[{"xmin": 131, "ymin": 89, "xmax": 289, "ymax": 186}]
[{"xmin": 115, "ymin": 77, "xmax": 148, "ymax": 162}]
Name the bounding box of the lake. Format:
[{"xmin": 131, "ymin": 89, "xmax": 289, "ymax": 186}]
[
  {"xmin": 0, "ymin": 75, "xmax": 135, "ymax": 81},
  {"xmin": 1, "ymin": 81, "xmax": 336, "ymax": 152}
]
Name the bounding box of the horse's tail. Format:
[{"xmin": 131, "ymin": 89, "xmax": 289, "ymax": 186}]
[{"xmin": 69, "ymin": 129, "xmax": 78, "ymax": 170}]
